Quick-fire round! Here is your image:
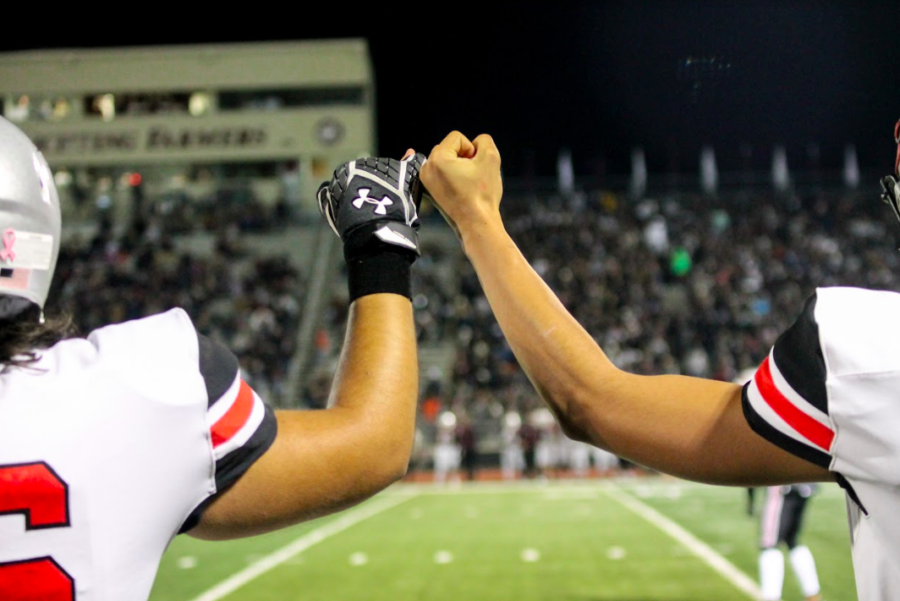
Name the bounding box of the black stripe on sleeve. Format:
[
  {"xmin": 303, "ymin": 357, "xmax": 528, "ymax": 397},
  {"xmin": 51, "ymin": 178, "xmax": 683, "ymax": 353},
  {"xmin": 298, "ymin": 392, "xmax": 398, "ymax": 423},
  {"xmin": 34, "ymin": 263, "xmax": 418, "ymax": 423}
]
[
  {"xmin": 771, "ymin": 293, "xmax": 829, "ymax": 415},
  {"xmin": 742, "ymin": 383, "xmax": 832, "ymax": 469},
  {"xmin": 197, "ymin": 333, "xmax": 240, "ymax": 407},
  {"xmin": 179, "ymin": 403, "xmax": 278, "ymax": 534},
  {"xmin": 213, "ymin": 403, "xmax": 278, "ymax": 493}
]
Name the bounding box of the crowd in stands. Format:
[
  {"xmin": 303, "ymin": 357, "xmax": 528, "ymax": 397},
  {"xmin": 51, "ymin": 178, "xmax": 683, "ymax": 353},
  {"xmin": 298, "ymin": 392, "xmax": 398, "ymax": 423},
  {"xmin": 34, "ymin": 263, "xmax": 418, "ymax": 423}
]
[
  {"xmin": 146, "ymin": 186, "xmax": 293, "ymax": 234},
  {"xmin": 48, "ymin": 221, "xmax": 304, "ymax": 405},
  {"xmin": 419, "ymin": 188, "xmax": 900, "ymax": 462},
  {"xmin": 47, "ymin": 184, "xmax": 900, "ymax": 469}
]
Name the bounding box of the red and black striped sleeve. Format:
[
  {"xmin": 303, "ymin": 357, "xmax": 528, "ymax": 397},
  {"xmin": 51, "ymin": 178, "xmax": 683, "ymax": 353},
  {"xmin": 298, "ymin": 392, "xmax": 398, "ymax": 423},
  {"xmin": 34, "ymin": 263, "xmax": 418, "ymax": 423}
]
[
  {"xmin": 741, "ymin": 293, "xmax": 836, "ymax": 469},
  {"xmin": 180, "ymin": 334, "xmax": 277, "ymax": 532}
]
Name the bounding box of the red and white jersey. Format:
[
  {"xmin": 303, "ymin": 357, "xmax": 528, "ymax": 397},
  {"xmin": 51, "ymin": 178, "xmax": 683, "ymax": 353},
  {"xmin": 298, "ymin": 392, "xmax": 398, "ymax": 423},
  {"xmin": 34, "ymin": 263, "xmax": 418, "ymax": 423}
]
[
  {"xmin": 0, "ymin": 308, "xmax": 277, "ymax": 601},
  {"xmin": 743, "ymin": 286, "xmax": 900, "ymax": 600}
]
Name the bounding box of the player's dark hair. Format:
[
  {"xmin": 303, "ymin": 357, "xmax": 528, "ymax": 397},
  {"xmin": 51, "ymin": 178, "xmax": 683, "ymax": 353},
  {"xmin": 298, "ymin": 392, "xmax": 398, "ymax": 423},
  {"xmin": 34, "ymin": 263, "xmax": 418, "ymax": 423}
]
[{"xmin": 0, "ymin": 296, "xmax": 76, "ymax": 369}]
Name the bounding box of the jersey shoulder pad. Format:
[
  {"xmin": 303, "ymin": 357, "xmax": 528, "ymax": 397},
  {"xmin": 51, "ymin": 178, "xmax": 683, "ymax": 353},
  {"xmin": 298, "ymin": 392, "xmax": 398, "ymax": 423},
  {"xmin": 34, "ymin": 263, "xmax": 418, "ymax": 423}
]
[
  {"xmin": 86, "ymin": 308, "xmax": 204, "ymax": 407},
  {"xmin": 814, "ymin": 286, "xmax": 900, "ymax": 377}
]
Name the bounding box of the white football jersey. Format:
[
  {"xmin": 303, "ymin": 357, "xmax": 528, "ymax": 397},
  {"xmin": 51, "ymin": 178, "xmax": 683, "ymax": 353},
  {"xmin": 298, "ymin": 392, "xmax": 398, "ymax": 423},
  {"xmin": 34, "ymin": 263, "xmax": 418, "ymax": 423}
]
[
  {"xmin": 743, "ymin": 286, "xmax": 900, "ymax": 600},
  {"xmin": 0, "ymin": 308, "xmax": 277, "ymax": 600}
]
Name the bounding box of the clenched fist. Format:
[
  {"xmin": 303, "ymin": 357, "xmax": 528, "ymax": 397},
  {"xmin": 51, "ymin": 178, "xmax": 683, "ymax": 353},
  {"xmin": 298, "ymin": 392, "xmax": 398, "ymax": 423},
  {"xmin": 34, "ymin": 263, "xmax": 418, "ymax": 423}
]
[{"xmin": 419, "ymin": 132, "xmax": 504, "ymax": 247}]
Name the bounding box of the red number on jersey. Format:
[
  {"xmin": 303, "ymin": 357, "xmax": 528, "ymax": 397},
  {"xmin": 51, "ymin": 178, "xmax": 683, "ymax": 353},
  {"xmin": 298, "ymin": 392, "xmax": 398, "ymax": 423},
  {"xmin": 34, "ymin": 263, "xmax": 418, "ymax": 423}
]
[{"xmin": 0, "ymin": 462, "xmax": 75, "ymax": 600}]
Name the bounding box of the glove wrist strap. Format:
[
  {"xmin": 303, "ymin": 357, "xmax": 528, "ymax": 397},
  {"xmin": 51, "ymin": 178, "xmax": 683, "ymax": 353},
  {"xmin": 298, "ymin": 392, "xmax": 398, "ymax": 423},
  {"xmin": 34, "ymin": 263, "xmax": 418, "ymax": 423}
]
[
  {"xmin": 343, "ymin": 221, "xmax": 420, "ymax": 260},
  {"xmin": 346, "ymin": 251, "xmax": 412, "ymax": 302}
]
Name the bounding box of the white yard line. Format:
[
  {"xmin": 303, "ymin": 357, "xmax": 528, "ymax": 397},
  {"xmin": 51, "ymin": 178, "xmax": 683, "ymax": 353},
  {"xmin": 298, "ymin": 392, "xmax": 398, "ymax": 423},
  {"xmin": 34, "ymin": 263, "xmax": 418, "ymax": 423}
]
[
  {"xmin": 186, "ymin": 493, "xmax": 416, "ymax": 601},
  {"xmin": 603, "ymin": 483, "xmax": 762, "ymax": 599}
]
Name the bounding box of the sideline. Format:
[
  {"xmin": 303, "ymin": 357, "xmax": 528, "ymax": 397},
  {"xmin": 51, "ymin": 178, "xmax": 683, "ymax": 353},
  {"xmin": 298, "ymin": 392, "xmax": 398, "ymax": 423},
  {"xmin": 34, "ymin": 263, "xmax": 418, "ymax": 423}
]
[
  {"xmin": 603, "ymin": 483, "xmax": 762, "ymax": 599},
  {"xmin": 186, "ymin": 493, "xmax": 417, "ymax": 601}
]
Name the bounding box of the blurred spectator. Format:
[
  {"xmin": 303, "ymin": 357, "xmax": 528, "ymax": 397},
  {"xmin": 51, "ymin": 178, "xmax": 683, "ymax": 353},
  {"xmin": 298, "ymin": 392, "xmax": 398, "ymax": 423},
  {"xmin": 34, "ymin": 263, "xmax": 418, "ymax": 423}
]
[
  {"xmin": 501, "ymin": 411, "xmax": 525, "ymax": 480},
  {"xmin": 537, "ymin": 422, "xmax": 567, "ymax": 479},
  {"xmin": 433, "ymin": 411, "xmax": 462, "ymax": 484},
  {"xmin": 518, "ymin": 420, "xmax": 541, "ymax": 479},
  {"xmin": 592, "ymin": 446, "xmax": 620, "ymax": 475},
  {"xmin": 455, "ymin": 416, "xmax": 477, "ymax": 481},
  {"xmin": 569, "ymin": 439, "xmax": 593, "ymax": 478}
]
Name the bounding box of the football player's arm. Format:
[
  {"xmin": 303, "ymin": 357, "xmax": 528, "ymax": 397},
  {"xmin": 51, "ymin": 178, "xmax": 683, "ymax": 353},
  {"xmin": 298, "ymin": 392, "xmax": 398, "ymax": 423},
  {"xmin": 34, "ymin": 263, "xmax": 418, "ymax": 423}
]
[
  {"xmin": 420, "ymin": 132, "xmax": 832, "ymax": 487},
  {"xmin": 189, "ymin": 294, "xmax": 416, "ymax": 540},
  {"xmin": 191, "ymin": 149, "xmax": 425, "ymax": 540}
]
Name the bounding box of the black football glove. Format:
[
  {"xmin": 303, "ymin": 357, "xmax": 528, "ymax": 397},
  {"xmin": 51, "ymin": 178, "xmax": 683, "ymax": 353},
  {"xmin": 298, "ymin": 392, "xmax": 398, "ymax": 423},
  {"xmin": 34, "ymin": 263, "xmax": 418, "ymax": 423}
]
[{"xmin": 317, "ymin": 153, "xmax": 428, "ymax": 262}]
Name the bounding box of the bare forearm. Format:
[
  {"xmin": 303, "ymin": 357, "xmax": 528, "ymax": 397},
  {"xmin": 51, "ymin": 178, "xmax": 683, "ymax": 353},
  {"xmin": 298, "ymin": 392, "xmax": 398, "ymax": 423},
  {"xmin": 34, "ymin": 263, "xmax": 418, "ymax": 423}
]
[
  {"xmin": 461, "ymin": 223, "xmax": 828, "ymax": 485},
  {"xmin": 284, "ymin": 294, "xmax": 418, "ymax": 517},
  {"xmin": 461, "ymin": 222, "xmax": 616, "ymax": 440},
  {"xmin": 192, "ymin": 294, "xmax": 417, "ymax": 539},
  {"xmin": 420, "ymin": 131, "xmax": 828, "ymax": 487},
  {"xmin": 330, "ymin": 293, "xmax": 418, "ymax": 467},
  {"xmin": 193, "ymin": 146, "xmax": 426, "ymax": 540}
]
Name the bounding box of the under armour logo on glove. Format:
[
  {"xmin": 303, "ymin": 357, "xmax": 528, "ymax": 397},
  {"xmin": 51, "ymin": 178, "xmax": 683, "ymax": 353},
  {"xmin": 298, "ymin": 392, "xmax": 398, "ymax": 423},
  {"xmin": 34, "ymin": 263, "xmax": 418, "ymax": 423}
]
[
  {"xmin": 317, "ymin": 153, "xmax": 429, "ymax": 259},
  {"xmin": 352, "ymin": 188, "xmax": 394, "ymax": 215}
]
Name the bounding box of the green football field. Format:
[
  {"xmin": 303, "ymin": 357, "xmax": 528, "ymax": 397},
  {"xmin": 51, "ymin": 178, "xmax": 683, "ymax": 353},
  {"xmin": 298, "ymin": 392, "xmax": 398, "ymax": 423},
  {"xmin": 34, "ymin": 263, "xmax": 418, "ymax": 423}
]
[{"xmin": 149, "ymin": 477, "xmax": 856, "ymax": 601}]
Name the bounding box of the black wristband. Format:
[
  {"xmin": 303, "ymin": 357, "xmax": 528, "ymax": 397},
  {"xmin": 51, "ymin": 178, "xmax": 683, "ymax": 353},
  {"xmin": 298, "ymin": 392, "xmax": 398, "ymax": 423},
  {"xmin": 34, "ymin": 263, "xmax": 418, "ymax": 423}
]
[{"xmin": 346, "ymin": 251, "xmax": 412, "ymax": 302}]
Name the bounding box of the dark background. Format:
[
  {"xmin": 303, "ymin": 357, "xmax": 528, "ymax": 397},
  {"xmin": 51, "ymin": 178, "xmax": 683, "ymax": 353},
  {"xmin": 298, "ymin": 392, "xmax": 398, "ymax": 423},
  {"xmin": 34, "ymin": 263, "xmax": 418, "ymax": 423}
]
[{"xmin": 5, "ymin": 2, "xmax": 900, "ymax": 177}]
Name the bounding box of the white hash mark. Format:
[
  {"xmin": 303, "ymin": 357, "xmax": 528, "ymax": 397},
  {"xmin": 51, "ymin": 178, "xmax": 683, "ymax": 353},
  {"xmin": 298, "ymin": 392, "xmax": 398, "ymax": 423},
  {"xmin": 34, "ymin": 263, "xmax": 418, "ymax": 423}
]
[{"xmin": 521, "ymin": 548, "xmax": 541, "ymax": 563}]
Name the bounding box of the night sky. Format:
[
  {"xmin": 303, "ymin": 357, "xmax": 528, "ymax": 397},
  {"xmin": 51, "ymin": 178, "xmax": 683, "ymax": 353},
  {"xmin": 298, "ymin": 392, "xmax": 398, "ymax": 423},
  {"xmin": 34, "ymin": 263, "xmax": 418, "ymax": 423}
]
[{"xmin": 4, "ymin": 2, "xmax": 900, "ymax": 177}]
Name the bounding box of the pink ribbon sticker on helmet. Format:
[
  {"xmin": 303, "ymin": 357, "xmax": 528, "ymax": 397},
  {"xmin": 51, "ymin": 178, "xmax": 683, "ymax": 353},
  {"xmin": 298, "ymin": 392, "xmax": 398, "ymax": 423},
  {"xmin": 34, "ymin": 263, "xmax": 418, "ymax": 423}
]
[{"xmin": 0, "ymin": 229, "xmax": 17, "ymax": 263}]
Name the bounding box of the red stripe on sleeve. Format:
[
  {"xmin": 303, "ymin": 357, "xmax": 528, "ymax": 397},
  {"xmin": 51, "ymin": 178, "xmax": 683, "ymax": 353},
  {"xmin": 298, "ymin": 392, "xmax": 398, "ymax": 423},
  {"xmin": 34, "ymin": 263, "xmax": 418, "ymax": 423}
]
[
  {"xmin": 211, "ymin": 380, "xmax": 255, "ymax": 449},
  {"xmin": 755, "ymin": 357, "xmax": 835, "ymax": 452}
]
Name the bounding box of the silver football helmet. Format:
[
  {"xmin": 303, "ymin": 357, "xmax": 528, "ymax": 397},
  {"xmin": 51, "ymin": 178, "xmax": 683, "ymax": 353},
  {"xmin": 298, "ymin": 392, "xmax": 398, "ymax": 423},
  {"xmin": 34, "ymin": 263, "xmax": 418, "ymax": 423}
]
[{"xmin": 0, "ymin": 116, "xmax": 61, "ymax": 310}]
